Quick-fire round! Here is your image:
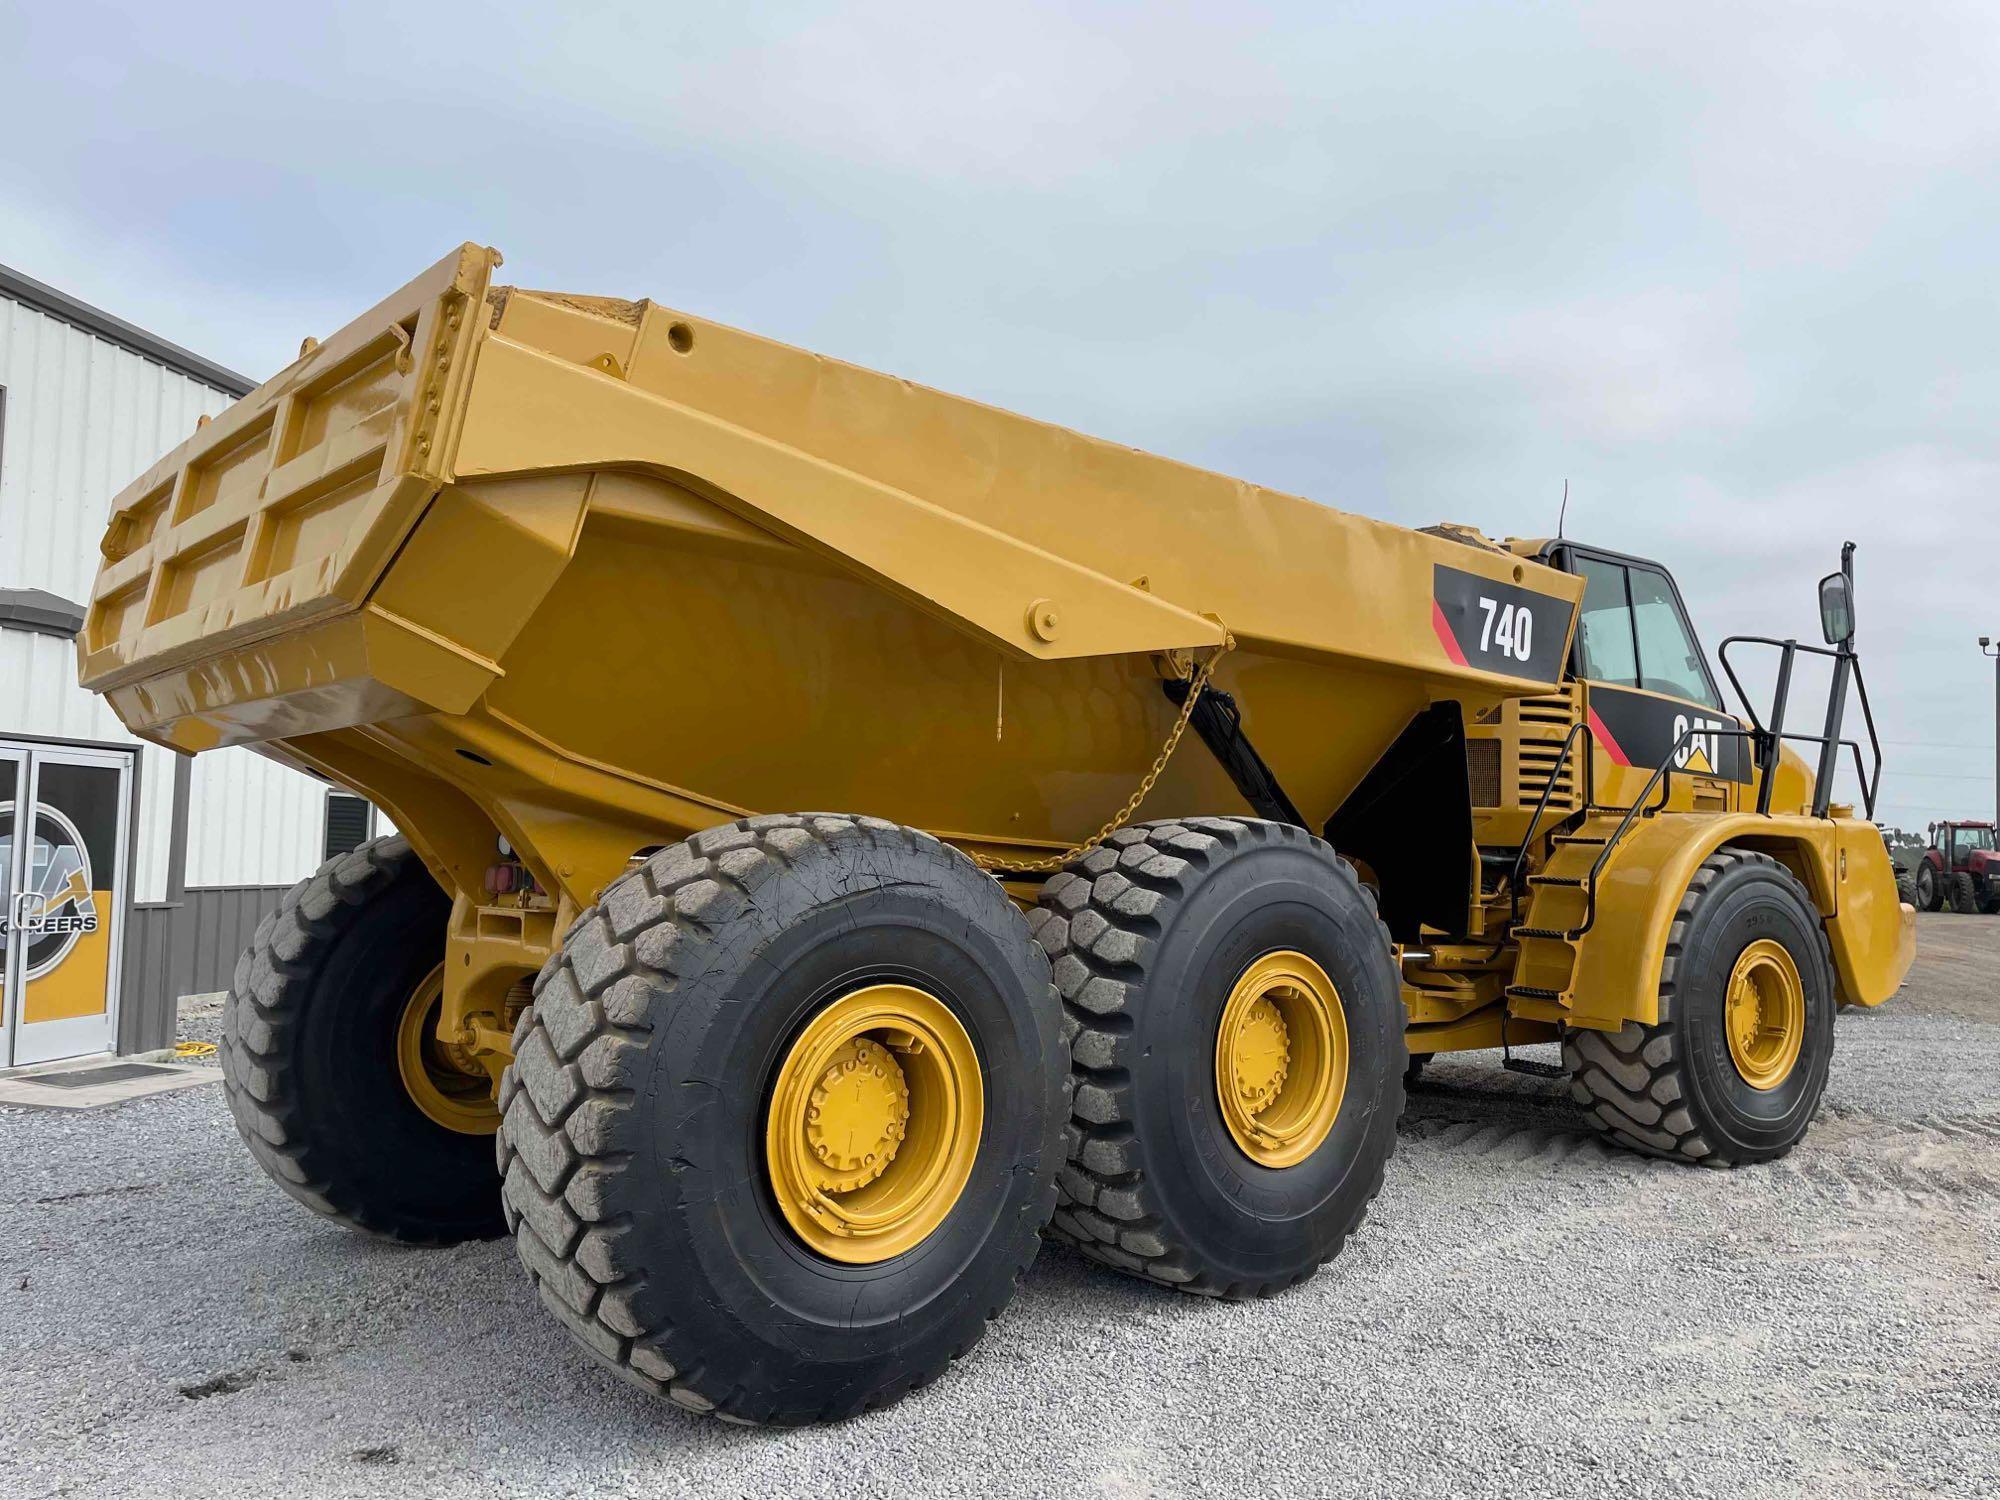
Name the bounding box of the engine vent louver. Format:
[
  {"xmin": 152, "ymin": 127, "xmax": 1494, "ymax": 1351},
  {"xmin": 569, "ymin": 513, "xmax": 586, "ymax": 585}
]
[{"xmin": 1512, "ymin": 687, "xmax": 1581, "ymax": 810}]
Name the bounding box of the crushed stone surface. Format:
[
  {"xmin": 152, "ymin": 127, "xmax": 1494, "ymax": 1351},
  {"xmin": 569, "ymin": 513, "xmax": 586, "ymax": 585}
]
[{"xmin": 1, "ymin": 913, "xmax": 1993, "ymax": 1498}]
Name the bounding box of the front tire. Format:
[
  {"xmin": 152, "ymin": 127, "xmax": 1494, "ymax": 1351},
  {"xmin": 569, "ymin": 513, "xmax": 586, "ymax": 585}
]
[
  {"xmin": 496, "ymin": 814, "xmax": 1065, "ymax": 1425},
  {"xmin": 1029, "ymin": 818, "xmax": 1402, "ymax": 1298},
  {"xmin": 219, "ymin": 836, "xmax": 505, "ymax": 1244},
  {"xmin": 1565, "ymin": 848, "xmax": 1836, "ymax": 1165}
]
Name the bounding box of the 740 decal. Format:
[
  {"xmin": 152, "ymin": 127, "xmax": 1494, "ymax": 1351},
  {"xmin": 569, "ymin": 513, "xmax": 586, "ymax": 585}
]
[
  {"xmin": 1430, "ymin": 563, "xmax": 1571, "ymax": 684},
  {"xmin": 1475, "ymin": 596, "xmax": 1534, "ymax": 663}
]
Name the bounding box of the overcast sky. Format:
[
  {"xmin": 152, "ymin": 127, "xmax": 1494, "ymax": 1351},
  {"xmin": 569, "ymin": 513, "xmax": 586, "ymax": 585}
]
[{"xmin": 6, "ymin": 2, "xmax": 1997, "ymax": 827}]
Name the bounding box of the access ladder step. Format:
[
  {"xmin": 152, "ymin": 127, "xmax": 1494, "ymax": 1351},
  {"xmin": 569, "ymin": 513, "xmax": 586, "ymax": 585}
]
[
  {"xmin": 1503, "ymin": 1056, "xmax": 1568, "ymax": 1079},
  {"xmin": 1551, "ymin": 835, "xmax": 1608, "ymax": 846},
  {"xmin": 1505, "ymin": 984, "xmax": 1566, "ymax": 1002},
  {"xmin": 1511, "ymin": 927, "xmax": 1574, "ymax": 941},
  {"xmin": 1527, "ymin": 874, "xmax": 1587, "ymax": 888}
]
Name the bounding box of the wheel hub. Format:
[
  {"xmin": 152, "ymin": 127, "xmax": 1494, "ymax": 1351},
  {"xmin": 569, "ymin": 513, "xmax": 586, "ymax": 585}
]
[
  {"xmin": 395, "ymin": 963, "xmax": 501, "ymax": 1136},
  {"xmin": 1230, "ymin": 997, "xmax": 1291, "ymax": 1114},
  {"xmin": 803, "ymin": 1038, "xmax": 910, "ymax": 1192},
  {"xmin": 766, "ymin": 983, "xmax": 984, "ymax": 1264},
  {"xmin": 1214, "ymin": 950, "xmax": 1349, "ymax": 1169},
  {"xmin": 1723, "ymin": 938, "xmax": 1806, "ymax": 1091}
]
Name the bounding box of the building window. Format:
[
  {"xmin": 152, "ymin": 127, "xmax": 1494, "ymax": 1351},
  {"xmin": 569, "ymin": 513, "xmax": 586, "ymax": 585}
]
[{"xmin": 323, "ymin": 792, "xmax": 375, "ymax": 861}]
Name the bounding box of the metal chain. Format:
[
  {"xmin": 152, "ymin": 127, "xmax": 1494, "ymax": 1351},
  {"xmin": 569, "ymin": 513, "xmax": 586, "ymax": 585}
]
[{"xmin": 970, "ymin": 633, "xmax": 1236, "ymax": 876}]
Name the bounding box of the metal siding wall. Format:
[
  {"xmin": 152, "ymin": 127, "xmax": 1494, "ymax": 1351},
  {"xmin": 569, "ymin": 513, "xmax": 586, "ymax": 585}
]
[
  {"xmin": 184, "ymin": 750, "xmax": 327, "ymax": 889},
  {"xmin": 2, "ymin": 285, "xmax": 335, "ymax": 1052},
  {"xmin": 2, "ymin": 292, "xmax": 234, "ymax": 907},
  {"xmin": 120, "ymin": 885, "xmax": 288, "ymax": 1052},
  {"xmin": 0, "ymin": 295, "xmax": 228, "ymax": 603},
  {"xmin": 2, "ymin": 287, "xmax": 331, "ymax": 903}
]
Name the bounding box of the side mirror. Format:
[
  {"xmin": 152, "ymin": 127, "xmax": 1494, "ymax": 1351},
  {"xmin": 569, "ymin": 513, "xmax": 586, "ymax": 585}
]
[{"xmin": 1818, "ymin": 571, "xmax": 1854, "ymax": 645}]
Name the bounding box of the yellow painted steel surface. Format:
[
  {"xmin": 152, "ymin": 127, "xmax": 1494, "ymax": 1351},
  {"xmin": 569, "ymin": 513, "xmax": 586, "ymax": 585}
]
[
  {"xmin": 764, "ymin": 983, "xmax": 983, "ymax": 1263},
  {"xmin": 394, "ymin": 962, "xmax": 501, "ymax": 1135},
  {"xmin": 1545, "ymin": 810, "xmax": 1913, "ymax": 1029},
  {"xmin": 1723, "ymin": 939, "xmax": 1806, "ymax": 1090},
  {"xmin": 1213, "ymin": 950, "xmax": 1350, "ymax": 1168},
  {"xmin": 76, "ymin": 243, "xmax": 1579, "ymax": 910},
  {"xmin": 71, "ymin": 244, "xmax": 1913, "ymax": 1072},
  {"xmin": 1470, "ymin": 610, "xmax": 1913, "ymax": 1030}
]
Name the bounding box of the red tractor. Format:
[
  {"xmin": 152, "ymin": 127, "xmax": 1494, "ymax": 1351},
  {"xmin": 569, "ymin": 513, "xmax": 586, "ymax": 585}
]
[{"xmin": 1909, "ymin": 820, "xmax": 2000, "ymax": 913}]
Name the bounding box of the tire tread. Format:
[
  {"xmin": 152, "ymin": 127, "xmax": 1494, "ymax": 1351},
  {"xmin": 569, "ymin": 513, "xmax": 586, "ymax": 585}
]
[
  {"xmin": 217, "ymin": 834, "xmax": 478, "ymax": 1244},
  {"xmin": 1562, "ymin": 847, "xmax": 1834, "ymax": 1166},
  {"xmin": 497, "ymin": 812, "xmax": 1056, "ymax": 1425},
  {"xmin": 1029, "ymin": 817, "xmax": 1399, "ymax": 1298}
]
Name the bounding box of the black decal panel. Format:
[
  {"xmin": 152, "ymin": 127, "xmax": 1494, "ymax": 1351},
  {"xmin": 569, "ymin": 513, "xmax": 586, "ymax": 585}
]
[
  {"xmin": 1586, "ymin": 686, "xmax": 1751, "ymax": 783},
  {"xmin": 1430, "ymin": 564, "xmax": 1571, "ymax": 685}
]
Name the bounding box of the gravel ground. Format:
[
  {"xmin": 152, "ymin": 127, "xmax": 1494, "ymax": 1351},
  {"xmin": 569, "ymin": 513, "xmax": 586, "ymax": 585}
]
[{"xmin": 1, "ymin": 914, "xmax": 1994, "ymax": 1499}]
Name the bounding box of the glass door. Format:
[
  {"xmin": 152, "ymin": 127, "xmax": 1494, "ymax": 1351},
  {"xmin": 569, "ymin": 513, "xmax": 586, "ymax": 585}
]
[{"xmin": 1, "ymin": 743, "xmax": 132, "ymax": 1067}]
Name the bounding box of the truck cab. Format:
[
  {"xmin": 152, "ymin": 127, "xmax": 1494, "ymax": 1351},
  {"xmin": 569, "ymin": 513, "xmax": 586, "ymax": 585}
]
[
  {"xmin": 1468, "ymin": 538, "xmax": 1808, "ymax": 861},
  {"xmin": 1449, "ymin": 533, "xmax": 1907, "ymax": 1041}
]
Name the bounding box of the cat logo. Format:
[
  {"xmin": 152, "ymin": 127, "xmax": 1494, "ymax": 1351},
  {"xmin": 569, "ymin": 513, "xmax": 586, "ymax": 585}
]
[
  {"xmin": 0, "ymin": 803, "xmax": 100, "ymax": 981},
  {"xmin": 1673, "ymin": 714, "xmax": 1729, "ymax": 777}
]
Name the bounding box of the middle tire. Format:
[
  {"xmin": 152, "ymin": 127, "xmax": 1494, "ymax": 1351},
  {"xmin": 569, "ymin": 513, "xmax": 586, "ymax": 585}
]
[
  {"xmin": 1029, "ymin": 817, "xmax": 1403, "ymax": 1298},
  {"xmin": 496, "ymin": 813, "xmax": 1066, "ymax": 1425}
]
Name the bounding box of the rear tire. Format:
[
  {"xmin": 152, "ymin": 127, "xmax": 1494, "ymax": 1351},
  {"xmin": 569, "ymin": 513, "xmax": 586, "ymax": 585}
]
[
  {"xmin": 1028, "ymin": 818, "xmax": 1402, "ymax": 1297},
  {"xmin": 1565, "ymin": 848, "xmax": 1835, "ymax": 1166},
  {"xmin": 495, "ymin": 814, "xmax": 1065, "ymax": 1425},
  {"xmin": 1914, "ymin": 863, "xmax": 1944, "ymax": 911},
  {"xmin": 218, "ymin": 836, "xmax": 505, "ymax": 1244}
]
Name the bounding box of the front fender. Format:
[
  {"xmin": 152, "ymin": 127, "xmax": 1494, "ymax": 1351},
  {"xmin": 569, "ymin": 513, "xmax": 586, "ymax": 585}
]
[{"xmin": 1568, "ymin": 813, "xmax": 1913, "ymax": 1029}]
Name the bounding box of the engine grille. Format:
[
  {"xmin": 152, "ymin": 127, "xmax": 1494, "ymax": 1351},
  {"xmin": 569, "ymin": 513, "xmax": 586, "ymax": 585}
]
[
  {"xmin": 1513, "ymin": 688, "xmax": 1581, "ymax": 809},
  {"xmin": 1468, "ymin": 739, "xmax": 1503, "ymax": 808}
]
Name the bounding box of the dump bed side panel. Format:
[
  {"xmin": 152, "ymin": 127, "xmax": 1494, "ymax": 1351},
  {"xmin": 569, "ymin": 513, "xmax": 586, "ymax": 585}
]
[
  {"xmin": 78, "ymin": 245, "xmax": 501, "ymax": 697},
  {"xmin": 457, "ymin": 290, "xmax": 1583, "ymax": 689}
]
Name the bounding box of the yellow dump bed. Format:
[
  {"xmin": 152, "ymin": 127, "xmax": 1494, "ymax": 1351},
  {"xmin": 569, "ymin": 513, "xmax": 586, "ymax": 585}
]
[{"xmin": 79, "ymin": 244, "xmax": 1583, "ymax": 896}]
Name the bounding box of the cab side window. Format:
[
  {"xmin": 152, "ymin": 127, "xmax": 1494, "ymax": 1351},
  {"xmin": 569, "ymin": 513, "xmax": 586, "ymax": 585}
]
[
  {"xmin": 1568, "ymin": 553, "xmax": 1720, "ymax": 710},
  {"xmin": 1628, "ymin": 566, "xmax": 1719, "ymax": 707},
  {"xmin": 1575, "ymin": 558, "xmax": 1639, "ymax": 685}
]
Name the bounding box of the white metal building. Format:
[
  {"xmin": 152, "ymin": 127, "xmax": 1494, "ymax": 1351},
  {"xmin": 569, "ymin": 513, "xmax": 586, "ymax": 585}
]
[{"xmin": 1, "ymin": 262, "xmax": 372, "ymax": 1065}]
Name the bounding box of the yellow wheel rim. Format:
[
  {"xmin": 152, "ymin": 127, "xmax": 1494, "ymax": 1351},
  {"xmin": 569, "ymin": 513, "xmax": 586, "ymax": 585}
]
[
  {"xmin": 1215, "ymin": 950, "xmax": 1349, "ymax": 1169},
  {"xmin": 765, "ymin": 984, "xmax": 984, "ymax": 1264},
  {"xmin": 394, "ymin": 963, "xmax": 501, "ymax": 1135},
  {"xmin": 1723, "ymin": 939, "xmax": 1806, "ymax": 1091}
]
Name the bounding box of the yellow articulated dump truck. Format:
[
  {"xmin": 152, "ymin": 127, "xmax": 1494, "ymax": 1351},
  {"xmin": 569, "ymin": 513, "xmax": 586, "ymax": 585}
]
[{"xmin": 78, "ymin": 245, "xmax": 1914, "ymax": 1424}]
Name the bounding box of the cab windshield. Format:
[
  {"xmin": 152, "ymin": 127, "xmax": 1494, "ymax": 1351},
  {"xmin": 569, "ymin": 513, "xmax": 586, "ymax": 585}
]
[{"xmin": 1952, "ymin": 826, "xmax": 1995, "ymax": 856}]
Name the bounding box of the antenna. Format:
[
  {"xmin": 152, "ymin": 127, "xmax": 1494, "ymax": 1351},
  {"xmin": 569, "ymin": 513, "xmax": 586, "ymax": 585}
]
[{"xmin": 1556, "ymin": 478, "xmax": 1569, "ymax": 540}]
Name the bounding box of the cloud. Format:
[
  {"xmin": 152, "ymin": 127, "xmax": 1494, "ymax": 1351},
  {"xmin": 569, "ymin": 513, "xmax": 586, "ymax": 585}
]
[{"xmin": 5, "ymin": 0, "xmax": 1997, "ymax": 825}]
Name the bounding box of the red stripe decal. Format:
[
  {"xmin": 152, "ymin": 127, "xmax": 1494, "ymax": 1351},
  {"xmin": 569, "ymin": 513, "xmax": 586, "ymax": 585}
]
[
  {"xmin": 1587, "ymin": 705, "xmax": 1631, "ymax": 766},
  {"xmin": 1431, "ymin": 600, "xmax": 1468, "ymax": 666}
]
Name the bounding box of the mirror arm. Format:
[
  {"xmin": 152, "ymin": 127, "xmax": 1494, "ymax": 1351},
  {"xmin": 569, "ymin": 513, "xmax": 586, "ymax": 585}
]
[{"xmin": 1841, "ymin": 539, "xmax": 1857, "ymax": 653}]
